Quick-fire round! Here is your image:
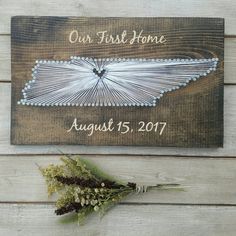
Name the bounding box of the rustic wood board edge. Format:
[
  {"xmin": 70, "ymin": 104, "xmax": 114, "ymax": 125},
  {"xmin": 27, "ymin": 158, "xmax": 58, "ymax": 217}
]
[
  {"xmin": 1, "ymin": 155, "xmax": 236, "ymax": 204},
  {"xmin": 1, "ymin": 203, "xmax": 236, "ymax": 236}
]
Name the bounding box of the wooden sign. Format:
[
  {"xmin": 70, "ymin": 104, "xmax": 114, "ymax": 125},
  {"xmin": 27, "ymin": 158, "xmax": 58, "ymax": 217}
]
[{"xmin": 11, "ymin": 16, "xmax": 224, "ymax": 147}]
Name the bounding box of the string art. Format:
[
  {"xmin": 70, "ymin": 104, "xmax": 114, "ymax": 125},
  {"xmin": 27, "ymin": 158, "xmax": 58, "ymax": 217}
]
[{"xmin": 18, "ymin": 57, "xmax": 218, "ymax": 107}]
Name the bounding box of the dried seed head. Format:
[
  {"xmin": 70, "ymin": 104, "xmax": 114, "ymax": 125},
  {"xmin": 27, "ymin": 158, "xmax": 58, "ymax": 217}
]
[
  {"xmin": 87, "ymin": 188, "xmax": 92, "ymax": 193},
  {"xmin": 81, "ymin": 197, "xmax": 85, "ymax": 204},
  {"xmin": 75, "ymin": 197, "xmax": 80, "ymax": 203}
]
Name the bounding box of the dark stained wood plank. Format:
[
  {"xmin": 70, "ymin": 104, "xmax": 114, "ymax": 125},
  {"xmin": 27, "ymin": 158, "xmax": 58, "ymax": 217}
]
[{"xmin": 11, "ymin": 17, "xmax": 224, "ymax": 147}]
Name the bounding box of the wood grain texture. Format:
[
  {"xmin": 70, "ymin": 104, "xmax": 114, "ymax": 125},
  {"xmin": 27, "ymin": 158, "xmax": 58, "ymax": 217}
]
[
  {"xmin": 1, "ymin": 203, "xmax": 236, "ymax": 236},
  {"xmin": 1, "ymin": 155, "xmax": 236, "ymax": 204},
  {"xmin": 11, "ymin": 16, "xmax": 224, "ymax": 147},
  {"xmin": 0, "ymin": 0, "xmax": 236, "ymax": 35},
  {"xmin": 1, "ymin": 83, "xmax": 236, "ymax": 156},
  {"xmin": 0, "ymin": 1, "xmax": 235, "ymax": 236},
  {"xmin": 2, "ymin": 37, "xmax": 236, "ymax": 84},
  {"xmin": 0, "ymin": 36, "xmax": 10, "ymax": 81}
]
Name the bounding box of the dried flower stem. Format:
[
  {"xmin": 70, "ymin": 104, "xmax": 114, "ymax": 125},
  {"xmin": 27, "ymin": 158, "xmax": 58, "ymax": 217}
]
[{"xmin": 40, "ymin": 156, "xmax": 181, "ymax": 224}]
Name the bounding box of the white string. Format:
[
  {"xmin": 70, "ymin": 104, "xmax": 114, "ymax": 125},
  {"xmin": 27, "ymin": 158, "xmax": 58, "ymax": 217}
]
[
  {"xmin": 135, "ymin": 185, "xmax": 148, "ymax": 194},
  {"xmin": 18, "ymin": 57, "xmax": 218, "ymax": 107}
]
